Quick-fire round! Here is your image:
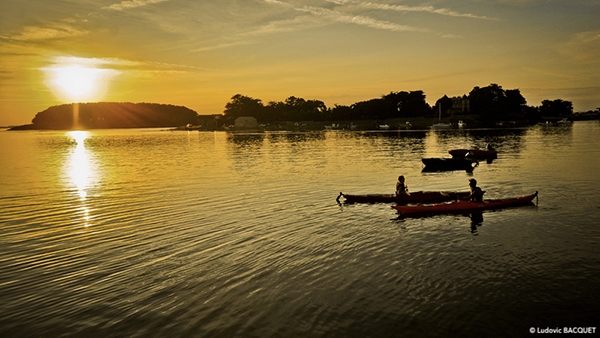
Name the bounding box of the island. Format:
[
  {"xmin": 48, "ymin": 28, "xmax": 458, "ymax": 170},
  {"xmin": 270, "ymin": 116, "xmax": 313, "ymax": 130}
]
[{"xmin": 9, "ymin": 102, "xmax": 198, "ymax": 130}]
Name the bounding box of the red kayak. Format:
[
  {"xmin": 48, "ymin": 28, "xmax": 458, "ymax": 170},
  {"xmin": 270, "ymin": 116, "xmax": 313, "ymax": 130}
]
[
  {"xmin": 392, "ymin": 192, "xmax": 538, "ymax": 217},
  {"xmin": 337, "ymin": 191, "xmax": 470, "ymax": 204}
]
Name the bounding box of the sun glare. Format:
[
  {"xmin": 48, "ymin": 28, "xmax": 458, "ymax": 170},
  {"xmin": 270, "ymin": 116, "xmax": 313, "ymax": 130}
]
[
  {"xmin": 55, "ymin": 66, "xmax": 101, "ymax": 97},
  {"xmin": 44, "ymin": 57, "xmax": 119, "ymax": 102}
]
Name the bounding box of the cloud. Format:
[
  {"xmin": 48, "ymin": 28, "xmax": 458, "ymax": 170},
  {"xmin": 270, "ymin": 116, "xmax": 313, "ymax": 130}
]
[
  {"xmin": 247, "ymin": 15, "xmax": 324, "ymax": 36},
  {"xmin": 327, "ymin": 0, "xmax": 499, "ymax": 20},
  {"xmin": 441, "ymin": 34, "xmax": 464, "ymax": 39},
  {"xmin": 561, "ymin": 31, "xmax": 600, "ymax": 63},
  {"xmin": 191, "ymin": 12, "xmax": 324, "ymax": 52},
  {"xmin": 4, "ymin": 22, "xmax": 88, "ymax": 41},
  {"xmin": 363, "ymin": 3, "xmax": 498, "ymax": 20},
  {"xmin": 263, "ymin": 0, "xmax": 290, "ymax": 5},
  {"xmin": 51, "ymin": 56, "xmax": 137, "ymax": 68},
  {"xmin": 296, "ymin": 6, "xmax": 427, "ymax": 32},
  {"xmin": 103, "ymin": 0, "xmax": 169, "ymax": 11}
]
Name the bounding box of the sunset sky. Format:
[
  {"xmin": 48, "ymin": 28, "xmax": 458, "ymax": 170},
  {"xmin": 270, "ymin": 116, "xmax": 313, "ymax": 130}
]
[{"xmin": 1, "ymin": 0, "xmax": 599, "ymax": 126}]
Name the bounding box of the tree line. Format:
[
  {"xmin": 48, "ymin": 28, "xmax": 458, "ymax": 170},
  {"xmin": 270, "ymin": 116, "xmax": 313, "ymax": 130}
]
[{"xmin": 223, "ymin": 83, "xmax": 575, "ymax": 126}]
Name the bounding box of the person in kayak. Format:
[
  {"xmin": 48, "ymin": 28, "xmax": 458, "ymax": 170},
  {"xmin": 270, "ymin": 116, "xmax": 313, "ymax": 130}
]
[
  {"xmin": 467, "ymin": 178, "xmax": 484, "ymax": 202},
  {"xmin": 396, "ymin": 175, "xmax": 410, "ymax": 196}
]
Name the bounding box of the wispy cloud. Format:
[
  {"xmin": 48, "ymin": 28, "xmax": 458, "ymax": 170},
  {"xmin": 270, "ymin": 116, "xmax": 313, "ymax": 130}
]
[
  {"xmin": 51, "ymin": 56, "xmax": 137, "ymax": 68},
  {"xmin": 3, "ymin": 22, "xmax": 88, "ymax": 41},
  {"xmin": 364, "ymin": 3, "xmax": 498, "ymax": 20},
  {"xmin": 247, "ymin": 15, "xmax": 324, "ymax": 36},
  {"xmin": 441, "ymin": 34, "xmax": 464, "ymax": 39},
  {"xmin": 296, "ymin": 6, "xmax": 427, "ymax": 32},
  {"xmin": 263, "ymin": 0, "xmax": 291, "ymax": 5},
  {"xmin": 191, "ymin": 41, "xmax": 252, "ymax": 53},
  {"xmin": 144, "ymin": 60, "xmax": 218, "ymax": 72},
  {"xmin": 191, "ymin": 13, "xmax": 324, "ymax": 52},
  {"xmin": 561, "ymin": 31, "xmax": 600, "ymax": 63},
  {"xmin": 46, "ymin": 56, "xmax": 216, "ymax": 78},
  {"xmin": 327, "ymin": 0, "xmax": 499, "ymax": 20},
  {"xmin": 103, "ymin": 0, "xmax": 169, "ymax": 11}
]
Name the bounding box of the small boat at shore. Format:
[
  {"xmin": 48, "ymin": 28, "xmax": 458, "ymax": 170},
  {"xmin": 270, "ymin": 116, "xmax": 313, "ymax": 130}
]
[
  {"xmin": 422, "ymin": 157, "xmax": 478, "ymax": 172},
  {"xmin": 392, "ymin": 191, "xmax": 538, "ymax": 217},
  {"xmin": 432, "ymin": 104, "xmax": 452, "ymax": 129},
  {"xmin": 337, "ymin": 191, "xmax": 470, "ymax": 204},
  {"xmin": 556, "ymin": 118, "xmax": 573, "ymax": 125},
  {"xmin": 432, "ymin": 122, "xmax": 452, "ymax": 129}
]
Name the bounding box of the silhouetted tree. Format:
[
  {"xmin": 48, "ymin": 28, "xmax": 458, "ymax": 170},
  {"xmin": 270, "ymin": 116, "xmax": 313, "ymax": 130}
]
[
  {"xmin": 382, "ymin": 91, "xmax": 431, "ymax": 117},
  {"xmin": 469, "ymin": 84, "xmax": 510, "ymax": 125},
  {"xmin": 505, "ymin": 89, "xmax": 527, "ymax": 119},
  {"xmin": 224, "ymin": 94, "xmax": 265, "ymax": 122},
  {"xmin": 523, "ymin": 105, "xmax": 541, "ymax": 122},
  {"xmin": 539, "ymin": 99, "xmax": 573, "ymax": 117},
  {"xmin": 329, "ymin": 104, "xmax": 353, "ymax": 120},
  {"xmin": 352, "ymin": 98, "xmax": 396, "ymax": 120}
]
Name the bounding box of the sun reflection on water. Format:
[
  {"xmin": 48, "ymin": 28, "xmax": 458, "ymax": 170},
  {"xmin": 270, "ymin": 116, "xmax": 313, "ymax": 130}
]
[
  {"xmin": 67, "ymin": 131, "xmax": 94, "ymax": 200},
  {"xmin": 66, "ymin": 131, "xmax": 97, "ymax": 226}
]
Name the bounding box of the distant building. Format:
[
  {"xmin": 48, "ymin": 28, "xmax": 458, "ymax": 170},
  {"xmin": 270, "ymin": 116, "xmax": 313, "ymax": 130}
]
[
  {"xmin": 197, "ymin": 114, "xmax": 220, "ymax": 130},
  {"xmin": 234, "ymin": 116, "xmax": 258, "ymax": 129},
  {"xmin": 449, "ymin": 95, "xmax": 470, "ymax": 116}
]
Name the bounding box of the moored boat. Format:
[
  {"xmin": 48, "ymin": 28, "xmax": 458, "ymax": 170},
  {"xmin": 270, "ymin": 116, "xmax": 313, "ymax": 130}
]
[
  {"xmin": 556, "ymin": 118, "xmax": 573, "ymax": 125},
  {"xmin": 432, "ymin": 103, "xmax": 451, "ymax": 129},
  {"xmin": 392, "ymin": 191, "xmax": 538, "ymax": 217},
  {"xmin": 337, "ymin": 191, "xmax": 470, "ymax": 204},
  {"xmin": 432, "ymin": 122, "xmax": 452, "ymax": 129},
  {"xmin": 422, "ymin": 157, "xmax": 478, "ymax": 172},
  {"xmin": 449, "ymin": 148, "xmax": 498, "ymax": 159}
]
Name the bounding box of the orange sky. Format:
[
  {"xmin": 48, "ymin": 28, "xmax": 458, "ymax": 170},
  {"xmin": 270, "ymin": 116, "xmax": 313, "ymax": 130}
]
[{"xmin": 1, "ymin": 0, "xmax": 599, "ymax": 125}]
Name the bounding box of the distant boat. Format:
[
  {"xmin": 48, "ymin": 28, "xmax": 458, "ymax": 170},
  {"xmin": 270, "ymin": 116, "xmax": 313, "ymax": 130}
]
[
  {"xmin": 433, "ymin": 123, "xmax": 452, "ymax": 129},
  {"xmin": 458, "ymin": 120, "xmax": 467, "ymax": 128},
  {"xmin": 432, "ymin": 104, "xmax": 452, "ymax": 129},
  {"xmin": 378, "ymin": 124, "xmax": 390, "ymax": 130},
  {"xmin": 556, "ymin": 118, "xmax": 573, "ymax": 125},
  {"xmin": 397, "ymin": 121, "xmax": 412, "ymax": 129}
]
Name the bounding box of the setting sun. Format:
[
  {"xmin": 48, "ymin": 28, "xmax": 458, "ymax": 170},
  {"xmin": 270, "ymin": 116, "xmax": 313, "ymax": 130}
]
[
  {"xmin": 54, "ymin": 65, "xmax": 101, "ymax": 97},
  {"xmin": 43, "ymin": 58, "xmax": 119, "ymax": 102}
]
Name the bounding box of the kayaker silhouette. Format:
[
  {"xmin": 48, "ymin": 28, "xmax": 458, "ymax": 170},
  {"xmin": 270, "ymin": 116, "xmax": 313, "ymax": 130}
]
[
  {"xmin": 395, "ymin": 175, "xmax": 410, "ymax": 196},
  {"xmin": 467, "ymin": 178, "xmax": 484, "ymax": 202}
]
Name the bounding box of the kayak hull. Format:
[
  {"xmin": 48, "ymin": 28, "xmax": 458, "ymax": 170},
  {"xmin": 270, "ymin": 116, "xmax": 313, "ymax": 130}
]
[
  {"xmin": 422, "ymin": 158, "xmax": 478, "ymax": 172},
  {"xmin": 338, "ymin": 191, "xmax": 470, "ymax": 204},
  {"xmin": 392, "ymin": 192, "xmax": 538, "ymax": 217}
]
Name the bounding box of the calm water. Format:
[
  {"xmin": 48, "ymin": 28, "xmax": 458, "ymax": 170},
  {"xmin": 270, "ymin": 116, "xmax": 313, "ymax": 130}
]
[{"xmin": 1, "ymin": 122, "xmax": 599, "ymax": 337}]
